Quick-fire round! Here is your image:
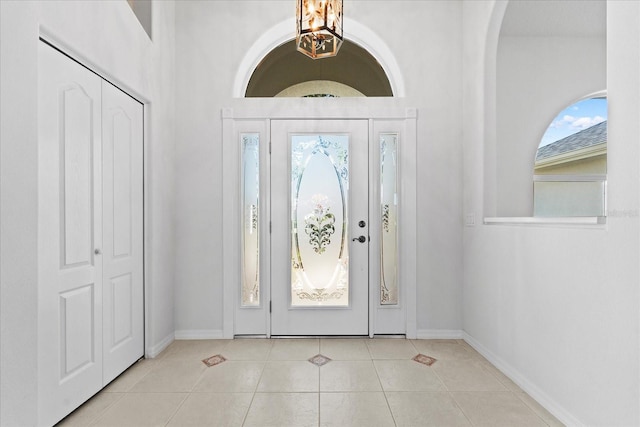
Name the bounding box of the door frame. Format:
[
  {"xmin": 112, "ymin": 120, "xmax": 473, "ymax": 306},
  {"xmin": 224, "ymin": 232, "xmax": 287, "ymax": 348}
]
[{"xmin": 221, "ymin": 98, "xmax": 417, "ymax": 338}]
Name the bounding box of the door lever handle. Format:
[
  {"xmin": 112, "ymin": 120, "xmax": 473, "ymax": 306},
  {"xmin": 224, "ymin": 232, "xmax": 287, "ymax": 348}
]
[{"xmin": 352, "ymin": 236, "xmax": 367, "ymax": 243}]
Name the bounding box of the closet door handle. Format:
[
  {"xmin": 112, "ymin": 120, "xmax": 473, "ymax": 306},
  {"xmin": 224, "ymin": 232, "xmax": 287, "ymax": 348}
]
[{"xmin": 94, "ymin": 248, "xmax": 102, "ymax": 255}]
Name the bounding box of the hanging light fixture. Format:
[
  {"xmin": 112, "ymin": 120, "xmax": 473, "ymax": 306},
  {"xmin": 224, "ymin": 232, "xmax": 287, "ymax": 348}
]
[{"xmin": 296, "ymin": 0, "xmax": 343, "ymax": 60}]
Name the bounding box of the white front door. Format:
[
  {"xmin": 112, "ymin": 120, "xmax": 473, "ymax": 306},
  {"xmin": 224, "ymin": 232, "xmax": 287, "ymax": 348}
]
[{"xmin": 270, "ymin": 120, "xmax": 369, "ymax": 335}]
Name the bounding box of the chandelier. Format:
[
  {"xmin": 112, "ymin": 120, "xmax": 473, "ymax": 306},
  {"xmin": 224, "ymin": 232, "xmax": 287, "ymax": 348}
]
[{"xmin": 296, "ymin": 0, "xmax": 343, "ymax": 59}]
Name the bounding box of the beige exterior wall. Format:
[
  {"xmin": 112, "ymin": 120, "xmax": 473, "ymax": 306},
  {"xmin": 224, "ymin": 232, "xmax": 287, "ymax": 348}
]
[{"xmin": 534, "ymin": 153, "xmax": 606, "ymax": 175}]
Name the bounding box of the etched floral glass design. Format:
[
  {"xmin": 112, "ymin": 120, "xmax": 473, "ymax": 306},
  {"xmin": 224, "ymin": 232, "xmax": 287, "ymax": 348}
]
[
  {"xmin": 242, "ymin": 134, "xmax": 260, "ymax": 306},
  {"xmin": 380, "ymin": 134, "xmax": 398, "ymax": 305},
  {"xmin": 291, "ymin": 135, "xmax": 349, "ymax": 307}
]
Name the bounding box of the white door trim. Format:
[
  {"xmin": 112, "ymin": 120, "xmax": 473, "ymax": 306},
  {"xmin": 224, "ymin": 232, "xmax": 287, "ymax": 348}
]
[{"xmin": 222, "ymin": 98, "xmax": 417, "ymax": 338}]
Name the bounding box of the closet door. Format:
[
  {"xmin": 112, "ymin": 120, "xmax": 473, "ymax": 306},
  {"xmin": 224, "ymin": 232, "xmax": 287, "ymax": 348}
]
[
  {"xmin": 38, "ymin": 42, "xmax": 145, "ymax": 426},
  {"xmin": 38, "ymin": 42, "xmax": 104, "ymax": 426},
  {"xmin": 101, "ymin": 81, "xmax": 144, "ymax": 384}
]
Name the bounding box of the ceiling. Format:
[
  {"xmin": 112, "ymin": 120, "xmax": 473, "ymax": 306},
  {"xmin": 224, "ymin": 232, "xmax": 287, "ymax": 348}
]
[
  {"xmin": 246, "ymin": 0, "xmax": 606, "ymax": 97},
  {"xmin": 245, "ymin": 40, "xmax": 393, "ymax": 97},
  {"xmin": 500, "ymin": 0, "xmax": 606, "ymax": 37}
]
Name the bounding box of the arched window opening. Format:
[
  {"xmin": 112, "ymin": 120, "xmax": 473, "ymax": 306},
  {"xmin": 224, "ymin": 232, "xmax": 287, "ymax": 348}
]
[
  {"xmin": 533, "ymin": 96, "xmax": 607, "ymax": 217},
  {"xmin": 245, "ymin": 40, "xmax": 393, "ymax": 97}
]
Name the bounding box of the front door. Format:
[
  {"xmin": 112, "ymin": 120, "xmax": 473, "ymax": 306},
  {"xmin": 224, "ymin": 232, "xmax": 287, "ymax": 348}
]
[
  {"xmin": 270, "ymin": 120, "xmax": 369, "ymax": 335},
  {"xmin": 225, "ymin": 106, "xmax": 415, "ymax": 338}
]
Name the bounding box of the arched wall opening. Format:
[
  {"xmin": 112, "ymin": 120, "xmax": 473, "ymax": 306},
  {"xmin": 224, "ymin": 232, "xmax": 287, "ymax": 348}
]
[
  {"xmin": 481, "ymin": 1, "xmax": 508, "ymax": 217},
  {"xmin": 232, "ymin": 18, "xmax": 405, "ymax": 98},
  {"xmin": 484, "ymin": 0, "xmax": 607, "ymax": 217},
  {"xmin": 245, "ymin": 39, "xmax": 392, "ymax": 97}
]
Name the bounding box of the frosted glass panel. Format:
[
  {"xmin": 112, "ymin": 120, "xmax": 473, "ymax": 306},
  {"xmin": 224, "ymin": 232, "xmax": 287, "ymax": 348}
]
[
  {"xmin": 291, "ymin": 135, "xmax": 349, "ymax": 307},
  {"xmin": 533, "ymin": 180, "xmax": 605, "ymax": 217},
  {"xmin": 380, "ymin": 134, "xmax": 398, "ymax": 305},
  {"xmin": 242, "ymin": 134, "xmax": 260, "ymax": 306}
]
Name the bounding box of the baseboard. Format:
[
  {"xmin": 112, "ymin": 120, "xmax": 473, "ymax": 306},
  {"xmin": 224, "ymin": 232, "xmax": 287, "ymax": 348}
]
[
  {"xmin": 415, "ymin": 329, "xmax": 464, "ymax": 339},
  {"xmin": 462, "ymin": 332, "xmax": 583, "ymax": 427},
  {"xmin": 146, "ymin": 331, "xmax": 174, "ymax": 358},
  {"xmin": 174, "ymin": 329, "xmax": 225, "ymax": 340}
]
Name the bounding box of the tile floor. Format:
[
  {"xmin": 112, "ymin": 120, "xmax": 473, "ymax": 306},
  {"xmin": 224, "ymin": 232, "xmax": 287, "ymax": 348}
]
[{"xmin": 56, "ymin": 338, "xmax": 563, "ymax": 427}]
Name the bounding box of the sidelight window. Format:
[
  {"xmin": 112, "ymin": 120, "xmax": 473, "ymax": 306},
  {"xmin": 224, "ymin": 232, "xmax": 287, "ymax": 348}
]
[{"xmin": 241, "ymin": 133, "xmax": 260, "ymax": 306}]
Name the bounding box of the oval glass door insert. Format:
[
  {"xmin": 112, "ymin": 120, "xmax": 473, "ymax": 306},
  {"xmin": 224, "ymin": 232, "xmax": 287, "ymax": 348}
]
[{"xmin": 291, "ymin": 135, "xmax": 349, "ymax": 307}]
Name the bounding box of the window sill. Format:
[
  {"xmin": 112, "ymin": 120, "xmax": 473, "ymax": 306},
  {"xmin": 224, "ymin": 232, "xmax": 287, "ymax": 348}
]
[{"xmin": 483, "ymin": 216, "xmax": 606, "ymax": 226}]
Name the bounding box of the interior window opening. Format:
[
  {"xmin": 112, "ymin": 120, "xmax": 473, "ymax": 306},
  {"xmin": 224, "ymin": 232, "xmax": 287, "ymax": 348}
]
[{"xmin": 533, "ymin": 96, "xmax": 607, "ymax": 217}]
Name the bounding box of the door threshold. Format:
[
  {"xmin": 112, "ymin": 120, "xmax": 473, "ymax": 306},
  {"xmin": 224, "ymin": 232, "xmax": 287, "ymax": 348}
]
[
  {"xmin": 233, "ymin": 334, "xmax": 408, "ymax": 339},
  {"xmin": 269, "ymin": 335, "xmax": 370, "ymax": 339},
  {"xmin": 268, "ymin": 335, "xmax": 407, "ymax": 339}
]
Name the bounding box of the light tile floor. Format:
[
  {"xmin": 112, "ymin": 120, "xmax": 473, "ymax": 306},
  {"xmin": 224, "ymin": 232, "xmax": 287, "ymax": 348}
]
[{"xmin": 56, "ymin": 339, "xmax": 563, "ymax": 427}]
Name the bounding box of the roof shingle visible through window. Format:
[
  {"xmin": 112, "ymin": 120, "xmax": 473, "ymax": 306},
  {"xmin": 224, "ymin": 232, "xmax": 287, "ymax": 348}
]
[{"xmin": 536, "ymin": 120, "xmax": 607, "ymax": 161}]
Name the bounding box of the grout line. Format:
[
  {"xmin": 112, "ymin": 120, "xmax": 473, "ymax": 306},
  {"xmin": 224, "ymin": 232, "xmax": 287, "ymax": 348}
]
[
  {"xmin": 448, "ymin": 391, "xmax": 475, "ymax": 427},
  {"xmin": 513, "ymin": 392, "xmax": 558, "ymax": 427},
  {"xmin": 370, "ymin": 354, "xmax": 396, "ymax": 426},
  {"xmin": 317, "ymin": 389, "xmax": 321, "ymax": 427},
  {"xmin": 315, "ymin": 356, "xmax": 321, "ymax": 409},
  {"xmin": 162, "ymin": 393, "xmax": 190, "ymax": 427},
  {"xmin": 240, "ymin": 392, "xmax": 255, "ymax": 427},
  {"xmin": 61, "ymin": 391, "xmax": 125, "ymax": 427},
  {"xmin": 240, "ymin": 359, "xmax": 267, "ymax": 427},
  {"xmin": 429, "ymin": 361, "xmax": 450, "ymax": 392},
  {"xmin": 123, "ymin": 359, "xmax": 158, "ymax": 392},
  {"xmin": 264, "ymin": 338, "xmax": 275, "ymax": 360}
]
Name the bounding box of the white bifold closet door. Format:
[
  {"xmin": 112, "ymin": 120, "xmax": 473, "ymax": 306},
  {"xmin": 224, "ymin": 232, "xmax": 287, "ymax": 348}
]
[
  {"xmin": 37, "ymin": 41, "xmax": 143, "ymax": 426},
  {"xmin": 101, "ymin": 63, "xmax": 144, "ymax": 386}
]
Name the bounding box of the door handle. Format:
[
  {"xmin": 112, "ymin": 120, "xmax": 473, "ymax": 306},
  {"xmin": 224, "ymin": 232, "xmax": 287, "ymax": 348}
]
[{"xmin": 352, "ymin": 236, "xmax": 367, "ymax": 243}]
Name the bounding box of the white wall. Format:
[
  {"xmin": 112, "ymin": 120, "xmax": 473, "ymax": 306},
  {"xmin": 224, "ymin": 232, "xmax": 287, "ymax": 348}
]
[
  {"xmin": 0, "ymin": 1, "xmax": 176, "ymax": 424},
  {"xmin": 463, "ymin": 1, "xmax": 639, "ymax": 425},
  {"xmin": 3, "ymin": 0, "xmax": 636, "ymax": 425},
  {"xmin": 173, "ymin": 0, "xmax": 464, "ymax": 336},
  {"xmin": 497, "ymin": 36, "xmax": 606, "ymax": 216}
]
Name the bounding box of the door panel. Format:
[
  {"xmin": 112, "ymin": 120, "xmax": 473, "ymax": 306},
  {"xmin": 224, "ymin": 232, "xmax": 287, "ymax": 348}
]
[
  {"xmin": 102, "ymin": 80, "xmax": 144, "ymax": 385},
  {"xmin": 60, "ymin": 284, "xmax": 96, "ymax": 376},
  {"xmin": 38, "ymin": 42, "xmax": 103, "ymax": 426},
  {"xmin": 271, "ymin": 120, "xmax": 369, "ymax": 336},
  {"xmin": 61, "ymin": 86, "xmax": 94, "ymax": 267}
]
